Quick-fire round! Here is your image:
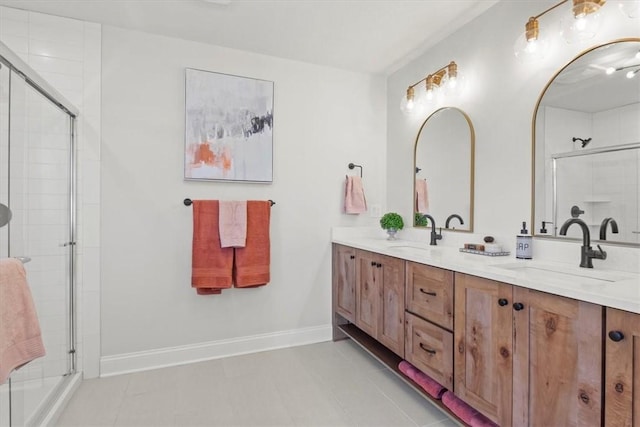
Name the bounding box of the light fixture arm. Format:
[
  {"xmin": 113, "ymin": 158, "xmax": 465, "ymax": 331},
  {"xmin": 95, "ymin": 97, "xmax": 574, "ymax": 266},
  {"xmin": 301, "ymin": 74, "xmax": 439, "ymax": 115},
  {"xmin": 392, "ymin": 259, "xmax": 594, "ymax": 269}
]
[{"xmin": 405, "ymin": 61, "xmax": 457, "ymax": 93}]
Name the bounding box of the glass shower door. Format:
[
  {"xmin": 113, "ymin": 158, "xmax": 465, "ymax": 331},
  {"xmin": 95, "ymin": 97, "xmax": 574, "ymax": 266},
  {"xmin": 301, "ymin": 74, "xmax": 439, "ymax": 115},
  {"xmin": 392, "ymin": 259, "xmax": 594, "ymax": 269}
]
[{"xmin": 0, "ymin": 58, "xmax": 75, "ymax": 426}]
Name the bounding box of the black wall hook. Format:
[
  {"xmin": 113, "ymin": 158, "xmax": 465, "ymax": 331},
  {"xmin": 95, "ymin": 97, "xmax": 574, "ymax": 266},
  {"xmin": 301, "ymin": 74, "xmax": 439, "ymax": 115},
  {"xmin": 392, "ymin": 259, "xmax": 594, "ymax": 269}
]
[{"xmin": 573, "ymin": 137, "xmax": 592, "ymax": 148}]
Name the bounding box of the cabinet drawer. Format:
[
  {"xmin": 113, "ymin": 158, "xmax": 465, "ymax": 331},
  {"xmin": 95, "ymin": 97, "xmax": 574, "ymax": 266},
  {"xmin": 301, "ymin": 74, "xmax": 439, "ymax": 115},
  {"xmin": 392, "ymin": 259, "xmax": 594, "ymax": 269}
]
[
  {"xmin": 405, "ymin": 312, "xmax": 453, "ymax": 390},
  {"xmin": 406, "ymin": 262, "xmax": 453, "ymax": 330}
]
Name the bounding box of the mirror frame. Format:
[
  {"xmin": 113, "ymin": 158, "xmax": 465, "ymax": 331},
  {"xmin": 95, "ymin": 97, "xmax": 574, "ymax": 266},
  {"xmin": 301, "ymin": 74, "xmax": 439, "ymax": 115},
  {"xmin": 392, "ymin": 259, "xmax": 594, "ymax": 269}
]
[
  {"xmin": 530, "ymin": 37, "xmax": 640, "ymax": 247},
  {"xmin": 413, "ymin": 106, "xmax": 475, "ymax": 232}
]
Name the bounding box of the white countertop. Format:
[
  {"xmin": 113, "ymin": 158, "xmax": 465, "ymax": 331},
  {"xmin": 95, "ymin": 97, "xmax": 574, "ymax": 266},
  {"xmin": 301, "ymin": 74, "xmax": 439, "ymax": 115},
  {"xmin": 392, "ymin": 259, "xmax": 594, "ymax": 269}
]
[{"xmin": 332, "ymin": 230, "xmax": 640, "ymax": 315}]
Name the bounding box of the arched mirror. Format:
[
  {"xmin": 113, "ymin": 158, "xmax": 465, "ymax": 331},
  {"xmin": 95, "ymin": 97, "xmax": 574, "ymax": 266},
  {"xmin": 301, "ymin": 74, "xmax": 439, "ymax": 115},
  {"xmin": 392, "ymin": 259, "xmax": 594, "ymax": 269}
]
[
  {"xmin": 413, "ymin": 107, "xmax": 474, "ymax": 232},
  {"xmin": 532, "ymin": 39, "xmax": 640, "ymax": 246}
]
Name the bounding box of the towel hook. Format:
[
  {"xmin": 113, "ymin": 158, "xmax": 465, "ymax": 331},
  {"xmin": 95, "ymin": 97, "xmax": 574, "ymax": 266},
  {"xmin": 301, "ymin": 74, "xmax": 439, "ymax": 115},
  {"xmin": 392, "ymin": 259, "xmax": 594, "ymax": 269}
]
[{"xmin": 348, "ymin": 163, "xmax": 363, "ymax": 178}]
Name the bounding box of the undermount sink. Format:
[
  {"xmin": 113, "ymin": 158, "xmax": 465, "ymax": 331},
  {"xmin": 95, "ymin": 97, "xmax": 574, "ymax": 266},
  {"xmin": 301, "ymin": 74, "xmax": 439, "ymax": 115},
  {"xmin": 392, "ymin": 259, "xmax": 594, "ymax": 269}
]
[
  {"xmin": 492, "ymin": 262, "xmax": 634, "ymax": 284},
  {"xmin": 386, "ymin": 244, "xmax": 438, "ymax": 254}
]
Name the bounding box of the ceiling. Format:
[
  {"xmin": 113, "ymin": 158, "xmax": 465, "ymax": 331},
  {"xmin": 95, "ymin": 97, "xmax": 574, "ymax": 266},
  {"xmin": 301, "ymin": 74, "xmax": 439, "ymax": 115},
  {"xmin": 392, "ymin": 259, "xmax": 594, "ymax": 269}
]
[{"xmin": 0, "ymin": 0, "xmax": 499, "ymax": 75}]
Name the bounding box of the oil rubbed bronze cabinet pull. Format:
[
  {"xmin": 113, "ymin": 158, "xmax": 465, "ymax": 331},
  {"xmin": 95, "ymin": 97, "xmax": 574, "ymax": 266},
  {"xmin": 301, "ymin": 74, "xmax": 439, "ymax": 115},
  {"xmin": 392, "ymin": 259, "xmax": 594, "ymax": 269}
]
[
  {"xmin": 498, "ymin": 298, "xmax": 509, "ymax": 306},
  {"xmin": 419, "ymin": 288, "xmax": 437, "ymax": 297},
  {"xmin": 513, "ymin": 302, "xmax": 525, "ymax": 311},
  {"xmin": 371, "ymin": 261, "xmax": 376, "ymax": 266},
  {"xmin": 419, "ymin": 343, "xmax": 436, "ymax": 354},
  {"xmin": 608, "ymin": 330, "xmax": 624, "ymax": 342}
]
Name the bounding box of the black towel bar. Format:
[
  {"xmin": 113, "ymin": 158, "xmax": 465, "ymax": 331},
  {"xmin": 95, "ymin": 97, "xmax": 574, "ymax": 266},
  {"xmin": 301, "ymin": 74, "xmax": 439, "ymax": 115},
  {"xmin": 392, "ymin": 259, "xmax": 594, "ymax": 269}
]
[{"xmin": 184, "ymin": 198, "xmax": 275, "ymax": 206}]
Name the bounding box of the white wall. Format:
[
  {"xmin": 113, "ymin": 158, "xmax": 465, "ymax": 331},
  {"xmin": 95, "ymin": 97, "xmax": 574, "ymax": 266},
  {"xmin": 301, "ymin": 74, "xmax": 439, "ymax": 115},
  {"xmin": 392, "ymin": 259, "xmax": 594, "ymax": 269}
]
[
  {"xmin": 100, "ymin": 26, "xmax": 386, "ymax": 370},
  {"xmin": 387, "ymin": 0, "xmax": 640, "ymax": 265}
]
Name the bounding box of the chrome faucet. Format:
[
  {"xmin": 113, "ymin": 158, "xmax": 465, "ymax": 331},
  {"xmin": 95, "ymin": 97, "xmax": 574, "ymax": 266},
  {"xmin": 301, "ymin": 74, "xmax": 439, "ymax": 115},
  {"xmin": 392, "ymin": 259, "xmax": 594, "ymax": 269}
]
[
  {"xmin": 420, "ymin": 214, "xmax": 442, "ymax": 246},
  {"xmin": 599, "ymin": 217, "xmax": 619, "ymax": 240},
  {"xmin": 559, "ymin": 218, "xmax": 606, "ymax": 268},
  {"xmin": 445, "ymin": 214, "xmax": 464, "ymax": 229}
]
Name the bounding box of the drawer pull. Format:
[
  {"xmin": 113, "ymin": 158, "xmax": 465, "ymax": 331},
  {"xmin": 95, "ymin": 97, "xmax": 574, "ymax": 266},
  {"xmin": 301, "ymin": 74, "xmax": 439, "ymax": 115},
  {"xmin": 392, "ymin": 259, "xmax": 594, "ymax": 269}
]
[
  {"xmin": 419, "ymin": 343, "xmax": 436, "ymax": 355},
  {"xmin": 371, "ymin": 261, "xmax": 376, "ymax": 266},
  {"xmin": 498, "ymin": 298, "xmax": 508, "ymax": 306},
  {"xmin": 350, "ymin": 255, "xmax": 355, "ymax": 259},
  {"xmin": 419, "ymin": 288, "xmax": 437, "ymax": 297},
  {"xmin": 513, "ymin": 302, "xmax": 525, "ymax": 311}
]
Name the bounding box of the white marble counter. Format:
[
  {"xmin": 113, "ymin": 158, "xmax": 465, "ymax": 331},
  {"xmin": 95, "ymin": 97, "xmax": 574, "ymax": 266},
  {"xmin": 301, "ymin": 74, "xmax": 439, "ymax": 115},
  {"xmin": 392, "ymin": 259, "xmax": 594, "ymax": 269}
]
[{"xmin": 332, "ymin": 228, "xmax": 640, "ymax": 314}]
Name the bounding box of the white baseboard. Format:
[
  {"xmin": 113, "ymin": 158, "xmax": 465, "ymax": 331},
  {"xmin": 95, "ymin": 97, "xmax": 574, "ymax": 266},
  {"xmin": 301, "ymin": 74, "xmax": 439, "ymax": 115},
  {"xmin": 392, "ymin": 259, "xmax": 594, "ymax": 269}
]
[{"xmin": 100, "ymin": 324, "xmax": 332, "ymax": 377}]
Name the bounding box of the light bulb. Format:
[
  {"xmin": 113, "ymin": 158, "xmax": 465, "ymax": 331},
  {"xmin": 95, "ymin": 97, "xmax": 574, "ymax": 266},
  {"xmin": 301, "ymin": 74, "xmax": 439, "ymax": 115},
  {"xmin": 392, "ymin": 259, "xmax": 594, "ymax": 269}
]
[
  {"xmin": 560, "ymin": 2, "xmax": 603, "ymax": 44},
  {"xmin": 618, "ymin": 1, "xmax": 640, "ymax": 18},
  {"xmin": 626, "ymin": 69, "xmax": 639, "ymax": 78},
  {"xmin": 514, "ymin": 18, "xmax": 549, "ymax": 62},
  {"xmin": 605, "ymin": 67, "xmax": 616, "ymax": 75},
  {"xmin": 425, "ymin": 89, "xmax": 434, "ymax": 101}
]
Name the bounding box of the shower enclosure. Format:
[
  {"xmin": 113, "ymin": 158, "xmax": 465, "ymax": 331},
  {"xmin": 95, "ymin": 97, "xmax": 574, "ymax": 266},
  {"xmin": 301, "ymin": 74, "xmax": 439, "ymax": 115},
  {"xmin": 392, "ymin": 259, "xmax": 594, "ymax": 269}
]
[{"xmin": 0, "ymin": 41, "xmax": 78, "ymax": 426}]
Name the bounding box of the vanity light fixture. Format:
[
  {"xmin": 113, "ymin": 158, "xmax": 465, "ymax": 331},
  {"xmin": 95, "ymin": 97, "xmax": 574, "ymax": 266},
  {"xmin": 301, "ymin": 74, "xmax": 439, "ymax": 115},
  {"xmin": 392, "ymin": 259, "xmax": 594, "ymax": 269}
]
[
  {"xmin": 514, "ymin": 0, "xmax": 607, "ymax": 62},
  {"xmin": 400, "ymin": 61, "xmax": 461, "ymax": 116}
]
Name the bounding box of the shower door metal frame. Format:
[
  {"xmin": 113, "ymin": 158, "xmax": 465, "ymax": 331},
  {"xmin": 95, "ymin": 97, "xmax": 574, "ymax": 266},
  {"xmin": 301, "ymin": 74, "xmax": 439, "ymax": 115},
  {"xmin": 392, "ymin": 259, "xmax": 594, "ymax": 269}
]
[{"xmin": 0, "ymin": 40, "xmax": 80, "ymax": 376}]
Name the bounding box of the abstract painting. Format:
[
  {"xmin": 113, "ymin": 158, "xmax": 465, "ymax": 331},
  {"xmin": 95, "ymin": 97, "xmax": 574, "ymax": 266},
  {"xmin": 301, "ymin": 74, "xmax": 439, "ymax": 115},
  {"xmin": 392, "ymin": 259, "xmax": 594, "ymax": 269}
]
[{"xmin": 184, "ymin": 68, "xmax": 274, "ymax": 182}]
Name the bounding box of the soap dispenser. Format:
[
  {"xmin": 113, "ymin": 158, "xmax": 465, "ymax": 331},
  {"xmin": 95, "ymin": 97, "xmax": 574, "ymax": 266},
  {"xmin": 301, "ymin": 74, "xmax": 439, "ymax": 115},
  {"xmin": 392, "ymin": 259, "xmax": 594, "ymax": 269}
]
[{"xmin": 516, "ymin": 221, "xmax": 533, "ymax": 260}]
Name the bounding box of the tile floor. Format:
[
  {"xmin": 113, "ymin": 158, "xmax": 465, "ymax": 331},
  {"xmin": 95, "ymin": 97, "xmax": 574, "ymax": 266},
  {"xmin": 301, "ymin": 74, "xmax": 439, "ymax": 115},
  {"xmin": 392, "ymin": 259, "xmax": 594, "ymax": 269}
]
[{"xmin": 55, "ymin": 340, "xmax": 460, "ymax": 427}]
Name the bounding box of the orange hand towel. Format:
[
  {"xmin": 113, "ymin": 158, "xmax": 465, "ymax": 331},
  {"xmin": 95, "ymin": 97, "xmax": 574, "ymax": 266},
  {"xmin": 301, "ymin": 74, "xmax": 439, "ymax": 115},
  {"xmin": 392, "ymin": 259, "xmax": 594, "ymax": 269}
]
[
  {"xmin": 344, "ymin": 175, "xmax": 367, "ymax": 214},
  {"xmin": 234, "ymin": 201, "xmax": 271, "ymax": 288},
  {"xmin": 191, "ymin": 200, "xmax": 234, "ymax": 295},
  {"xmin": 219, "ymin": 201, "xmax": 247, "ymax": 248},
  {"xmin": 416, "ymin": 178, "xmax": 429, "ymax": 213},
  {"xmin": 0, "ymin": 258, "xmax": 46, "ymax": 384}
]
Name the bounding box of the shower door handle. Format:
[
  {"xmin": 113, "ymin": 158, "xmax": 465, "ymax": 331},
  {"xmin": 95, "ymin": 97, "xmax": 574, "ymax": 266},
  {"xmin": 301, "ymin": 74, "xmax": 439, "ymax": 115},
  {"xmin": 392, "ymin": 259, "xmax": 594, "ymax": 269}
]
[
  {"xmin": 59, "ymin": 242, "xmax": 76, "ymax": 247},
  {"xmin": 0, "ymin": 203, "xmax": 12, "ymax": 228}
]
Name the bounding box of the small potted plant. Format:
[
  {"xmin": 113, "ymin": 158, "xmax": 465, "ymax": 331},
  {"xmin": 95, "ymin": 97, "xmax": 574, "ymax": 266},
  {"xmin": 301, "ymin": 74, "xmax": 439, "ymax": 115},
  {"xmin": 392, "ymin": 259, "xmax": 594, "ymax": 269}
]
[
  {"xmin": 415, "ymin": 212, "xmax": 429, "ymax": 227},
  {"xmin": 380, "ymin": 212, "xmax": 404, "ymax": 240}
]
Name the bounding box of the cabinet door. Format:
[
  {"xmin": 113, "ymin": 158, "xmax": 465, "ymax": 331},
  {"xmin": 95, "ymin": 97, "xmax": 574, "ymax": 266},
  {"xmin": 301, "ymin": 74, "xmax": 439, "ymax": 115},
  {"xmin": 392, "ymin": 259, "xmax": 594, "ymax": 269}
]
[
  {"xmin": 332, "ymin": 244, "xmax": 356, "ymax": 323},
  {"xmin": 454, "ymin": 273, "xmax": 513, "ymax": 426},
  {"xmin": 605, "ymin": 308, "xmax": 640, "ymax": 427},
  {"xmin": 355, "ymin": 250, "xmax": 380, "ymax": 338},
  {"xmin": 513, "ymin": 288, "xmax": 602, "ymax": 427},
  {"xmin": 406, "ymin": 262, "xmax": 454, "ymax": 330},
  {"xmin": 378, "ymin": 255, "xmax": 405, "ymax": 357}
]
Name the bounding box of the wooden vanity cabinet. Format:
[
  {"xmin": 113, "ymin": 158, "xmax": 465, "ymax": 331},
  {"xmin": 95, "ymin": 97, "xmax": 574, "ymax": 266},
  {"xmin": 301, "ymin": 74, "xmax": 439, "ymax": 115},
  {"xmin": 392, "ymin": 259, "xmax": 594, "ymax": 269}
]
[
  {"xmin": 455, "ymin": 273, "xmax": 603, "ymax": 426},
  {"xmin": 512, "ymin": 286, "xmax": 602, "ymax": 427},
  {"xmin": 332, "ymin": 244, "xmax": 356, "ymax": 324},
  {"xmin": 355, "ymin": 249, "xmax": 405, "ymax": 357},
  {"xmin": 405, "ymin": 262, "xmax": 454, "ymax": 330},
  {"xmin": 404, "ymin": 261, "xmax": 455, "ymax": 390},
  {"xmin": 604, "ymin": 308, "xmax": 640, "ymax": 427},
  {"xmin": 454, "ymin": 273, "xmax": 514, "ymax": 426}
]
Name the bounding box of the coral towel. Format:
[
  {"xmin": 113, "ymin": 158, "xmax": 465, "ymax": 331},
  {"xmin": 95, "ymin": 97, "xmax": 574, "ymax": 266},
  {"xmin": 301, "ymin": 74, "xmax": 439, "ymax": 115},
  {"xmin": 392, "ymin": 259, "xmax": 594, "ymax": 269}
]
[
  {"xmin": 234, "ymin": 201, "xmax": 271, "ymax": 288},
  {"xmin": 344, "ymin": 175, "xmax": 367, "ymax": 214},
  {"xmin": 398, "ymin": 361, "xmax": 447, "ymax": 399},
  {"xmin": 191, "ymin": 200, "xmax": 233, "ymax": 294},
  {"xmin": 442, "ymin": 391, "xmax": 498, "ymax": 427},
  {"xmin": 416, "ymin": 179, "xmax": 429, "ymax": 213},
  {"xmin": 0, "ymin": 258, "xmax": 46, "ymax": 384},
  {"xmin": 219, "ymin": 201, "xmax": 247, "ymax": 248}
]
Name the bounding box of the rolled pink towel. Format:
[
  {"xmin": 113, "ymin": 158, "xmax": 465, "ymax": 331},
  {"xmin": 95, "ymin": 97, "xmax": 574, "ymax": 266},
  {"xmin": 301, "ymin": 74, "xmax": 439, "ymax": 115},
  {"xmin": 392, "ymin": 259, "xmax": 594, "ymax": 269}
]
[
  {"xmin": 398, "ymin": 360, "xmax": 446, "ymax": 400},
  {"xmin": 442, "ymin": 391, "xmax": 498, "ymax": 427}
]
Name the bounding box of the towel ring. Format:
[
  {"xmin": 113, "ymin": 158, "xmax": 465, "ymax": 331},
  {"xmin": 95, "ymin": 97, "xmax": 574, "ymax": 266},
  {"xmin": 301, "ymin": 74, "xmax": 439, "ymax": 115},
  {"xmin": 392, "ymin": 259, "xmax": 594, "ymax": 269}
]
[{"xmin": 348, "ymin": 163, "xmax": 363, "ymax": 178}]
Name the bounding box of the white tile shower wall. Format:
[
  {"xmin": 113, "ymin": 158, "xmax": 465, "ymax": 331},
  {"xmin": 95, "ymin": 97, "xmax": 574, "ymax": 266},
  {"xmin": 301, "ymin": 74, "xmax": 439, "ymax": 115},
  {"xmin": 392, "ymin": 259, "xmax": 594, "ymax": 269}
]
[{"xmin": 0, "ymin": 6, "xmax": 102, "ymax": 380}]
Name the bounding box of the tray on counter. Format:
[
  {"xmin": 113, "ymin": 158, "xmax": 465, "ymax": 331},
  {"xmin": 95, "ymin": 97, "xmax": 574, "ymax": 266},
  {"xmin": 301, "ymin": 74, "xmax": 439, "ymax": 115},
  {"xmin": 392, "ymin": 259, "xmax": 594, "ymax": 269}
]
[{"xmin": 459, "ymin": 248, "xmax": 511, "ymax": 257}]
